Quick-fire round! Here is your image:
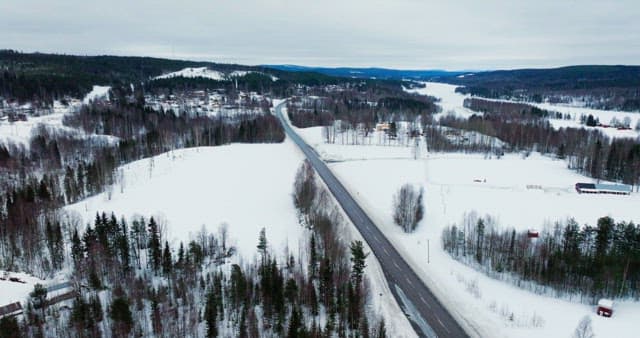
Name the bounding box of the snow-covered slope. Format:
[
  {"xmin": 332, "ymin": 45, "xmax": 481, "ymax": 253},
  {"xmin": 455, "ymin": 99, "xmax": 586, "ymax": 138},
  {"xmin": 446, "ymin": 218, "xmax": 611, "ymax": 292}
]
[
  {"xmin": 153, "ymin": 67, "xmax": 225, "ymax": 81},
  {"xmin": 153, "ymin": 67, "xmax": 278, "ymax": 82}
]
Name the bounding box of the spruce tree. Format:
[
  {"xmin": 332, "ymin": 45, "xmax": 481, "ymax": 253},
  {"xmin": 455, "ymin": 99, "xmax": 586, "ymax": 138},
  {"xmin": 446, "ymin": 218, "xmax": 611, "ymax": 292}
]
[
  {"xmin": 162, "ymin": 241, "xmax": 172, "ymax": 275},
  {"xmin": 148, "ymin": 217, "xmax": 162, "ymax": 272}
]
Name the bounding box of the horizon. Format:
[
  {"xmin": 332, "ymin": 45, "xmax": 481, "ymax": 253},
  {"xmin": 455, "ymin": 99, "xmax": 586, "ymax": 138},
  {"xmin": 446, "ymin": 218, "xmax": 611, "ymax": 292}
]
[
  {"xmin": 3, "ymin": 48, "xmax": 639, "ymax": 73},
  {"xmin": 2, "ymin": 1, "xmax": 639, "ymax": 70}
]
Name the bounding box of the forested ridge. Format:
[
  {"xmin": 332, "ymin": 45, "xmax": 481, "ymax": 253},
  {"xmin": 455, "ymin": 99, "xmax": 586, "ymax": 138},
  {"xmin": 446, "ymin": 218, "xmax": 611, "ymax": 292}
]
[
  {"xmin": 445, "ymin": 65, "xmax": 640, "ymax": 111},
  {"xmin": 0, "ymin": 50, "xmax": 408, "ymax": 106}
]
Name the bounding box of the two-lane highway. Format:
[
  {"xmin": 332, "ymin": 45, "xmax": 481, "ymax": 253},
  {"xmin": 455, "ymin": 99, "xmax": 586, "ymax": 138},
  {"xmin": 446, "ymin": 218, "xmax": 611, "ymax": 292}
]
[{"xmin": 275, "ymin": 102, "xmax": 469, "ymax": 338}]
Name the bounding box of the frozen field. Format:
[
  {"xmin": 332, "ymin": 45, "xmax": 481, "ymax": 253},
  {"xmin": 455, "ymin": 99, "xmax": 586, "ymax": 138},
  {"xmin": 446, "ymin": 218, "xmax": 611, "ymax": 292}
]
[{"xmin": 296, "ymin": 125, "xmax": 640, "ymax": 338}]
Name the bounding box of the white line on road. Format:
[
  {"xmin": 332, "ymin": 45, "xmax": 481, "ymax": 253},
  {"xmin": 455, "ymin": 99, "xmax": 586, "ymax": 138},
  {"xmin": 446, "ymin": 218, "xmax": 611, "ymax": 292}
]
[
  {"xmin": 435, "ymin": 315, "xmax": 450, "ymax": 334},
  {"xmin": 393, "ymin": 260, "xmax": 400, "ymax": 269},
  {"xmin": 373, "ymin": 234, "xmax": 381, "ymax": 243},
  {"xmin": 406, "ymin": 277, "xmax": 414, "ymax": 287},
  {"xmin": 420, "ymin": 296, "xmax": 431, "ymax": 310},
  {"xmin": 383, "ymin": 247, "xmax": 390, "ymax": 256}
]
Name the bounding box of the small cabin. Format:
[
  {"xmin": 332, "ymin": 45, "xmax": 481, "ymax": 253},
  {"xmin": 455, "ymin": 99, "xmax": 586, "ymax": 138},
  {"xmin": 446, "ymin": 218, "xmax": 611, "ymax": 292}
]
[
  {"xmin": 527, "ymin": 229, "xmax": 539, "ymax": 238},
  {"xmin": 597, "ymin": 298, "xmax": 614, "ymax": 317}
]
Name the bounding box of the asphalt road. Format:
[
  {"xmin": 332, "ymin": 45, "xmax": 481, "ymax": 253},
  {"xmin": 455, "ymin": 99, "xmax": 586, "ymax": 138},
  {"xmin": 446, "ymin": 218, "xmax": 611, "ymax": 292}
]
[{"xmin": 275, "ymin": 103, "xmax": 470, "ymax": 338}]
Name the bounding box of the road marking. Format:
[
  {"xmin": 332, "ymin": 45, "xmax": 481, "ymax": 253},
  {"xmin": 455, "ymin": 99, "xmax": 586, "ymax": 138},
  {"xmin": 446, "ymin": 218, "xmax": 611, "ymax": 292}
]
[
  {"xmin": 406, "ymin": 277, "xmax": 413, "ymax": 286},
  {"xmin": 383, "ymin": 247, "xmax": 390, "ymax": 256},
  {"xmin": 435, "ymin": 315, "xmax": 450, "ymax": 334},
  {"xmin": 373, "ymin": 234, "xmax": 381, "ymax": 243},
  {"xmin": 419, "ymin": 295, "xmax": 431, "ymax": 309},
  {"xmin": 393, "ymin": 260, "xmax": 400, "ymax": 269}
]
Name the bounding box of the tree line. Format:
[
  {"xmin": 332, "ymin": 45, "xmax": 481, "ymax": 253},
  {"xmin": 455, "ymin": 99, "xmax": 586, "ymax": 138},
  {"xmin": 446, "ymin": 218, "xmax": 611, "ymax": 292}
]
[
  {"xmin": 433, "ymin": 113, "xmax": 640, "ymax": 189},
  {"xmin": 442, "ymin": 214, "xmax": 640, "ymax": 302}
]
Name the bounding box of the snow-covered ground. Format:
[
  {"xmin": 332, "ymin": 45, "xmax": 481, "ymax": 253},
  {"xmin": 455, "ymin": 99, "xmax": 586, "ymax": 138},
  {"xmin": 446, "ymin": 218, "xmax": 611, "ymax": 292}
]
[
  {"xmin": 408, "ymin": 82, "xmax": 640, "ymax": 139},
  {"xmin": 153, "ymin": 67, "xmax": 225, "ymax": 81},
  {"xmin": 83, "ymin": 85, "xmax": 111, "ymax": 104},
  {"xmin": 295, "ymin": 125, "xmax": 640, "ymax": 338},
  {"xmin": 0, "ymin": 112, "xmax": 117, "ymax": 148},
  {"xmin": 63, "ymin": 137, "xmax": 415, "ymax": 335},
  {"xmin": 65, "ymin": 142, "xmax": 304, "ymax": 257},
  {"xmin": 153, "ymin": 67, "xmax": 278, "ymax": 82},
  {"xmin": 0, "ymin": 88, "xmax": 116, "ymax": 147}
]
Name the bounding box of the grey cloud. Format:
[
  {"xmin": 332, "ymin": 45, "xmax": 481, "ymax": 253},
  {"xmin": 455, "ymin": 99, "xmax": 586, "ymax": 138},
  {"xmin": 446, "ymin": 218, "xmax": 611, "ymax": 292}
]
[{"xmin": 1, "ymin": 0, "xmax": 639, "ymax": 69}]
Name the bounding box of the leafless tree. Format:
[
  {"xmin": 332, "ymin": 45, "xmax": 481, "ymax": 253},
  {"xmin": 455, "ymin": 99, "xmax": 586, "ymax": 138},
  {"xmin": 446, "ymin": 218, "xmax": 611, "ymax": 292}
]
[
  {"xmin": 392, "ymin": 184, "xmax": 424, "ymax": 233},
  {"xmin": 573, "ymin": 315, "xmax": 595, "ymax": 338}
]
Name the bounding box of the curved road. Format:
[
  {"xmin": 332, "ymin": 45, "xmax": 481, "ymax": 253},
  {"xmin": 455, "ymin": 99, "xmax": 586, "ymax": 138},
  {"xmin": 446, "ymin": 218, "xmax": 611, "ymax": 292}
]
[{"xmin": 275, "ymin": 103, "xmax": 469, "ymax": 338}]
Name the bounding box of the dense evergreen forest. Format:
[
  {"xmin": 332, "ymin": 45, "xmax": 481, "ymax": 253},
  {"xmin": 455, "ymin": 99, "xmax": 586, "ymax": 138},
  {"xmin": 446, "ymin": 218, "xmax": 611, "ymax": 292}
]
[
  {"xmin": 442, "ymin": 214, "xmax": 640, "ymax": 302},
  {"xmin": 446, "ymin": 66, "xmax": 640, "ymax": 111}
]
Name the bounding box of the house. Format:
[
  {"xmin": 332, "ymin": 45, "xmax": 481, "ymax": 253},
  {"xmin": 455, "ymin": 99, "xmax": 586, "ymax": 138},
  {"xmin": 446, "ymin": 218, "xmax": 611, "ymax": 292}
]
[
  {"xmin": 0, "ymin": 302, "xmax": 23, "ymax": 318},
  {"xmin": 375, "ymin": 122, "xmax": 390, "ymax": 132},
  {"xmin": 575, "ymin": 183, "xmax": 632, "ymax": 195},
  {"xmin": 597, "ymin": 298, "xmax": 614, "ymax": 317},
  {"xmin": 527, "ymin": 229, "xmax": 539, "ymax": 238}
]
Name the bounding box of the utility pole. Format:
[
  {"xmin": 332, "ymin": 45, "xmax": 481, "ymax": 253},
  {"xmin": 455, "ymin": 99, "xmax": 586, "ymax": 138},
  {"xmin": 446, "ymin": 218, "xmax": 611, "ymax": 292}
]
[{"xmin": 427, "ymin": 238, "xmax": 430, "ymax": 264}]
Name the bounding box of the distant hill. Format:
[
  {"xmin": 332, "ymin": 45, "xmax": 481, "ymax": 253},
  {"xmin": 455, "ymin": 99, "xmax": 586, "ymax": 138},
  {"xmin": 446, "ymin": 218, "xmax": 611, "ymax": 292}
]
[
  {"xmin": 439, "ymin": 65, "xmax": 640, "ymax": 111},
  {"xmin": 265, "ymin": 65, "xmax": 466, "ymax": 80},
  {"xmin": 0, "ymin": 50, "xmax": 351, "ymax": 103},
  {"xmin": 441, "ymin": 65, "xmax": 640, "ymax": 90}
]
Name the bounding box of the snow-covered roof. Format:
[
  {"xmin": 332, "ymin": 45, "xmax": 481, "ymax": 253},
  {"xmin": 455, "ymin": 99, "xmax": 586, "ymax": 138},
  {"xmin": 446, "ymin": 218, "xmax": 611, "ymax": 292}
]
[{"xmin": 598, "ymin": 298, "xmax": 614, "ymax": 309}]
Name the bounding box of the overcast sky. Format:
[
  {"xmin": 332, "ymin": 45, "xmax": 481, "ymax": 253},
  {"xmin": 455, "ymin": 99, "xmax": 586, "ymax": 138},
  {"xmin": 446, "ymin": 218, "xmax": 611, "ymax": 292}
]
[{"xmin": 1, "ymin": 0, "xmax": 639, "ymax": 70}]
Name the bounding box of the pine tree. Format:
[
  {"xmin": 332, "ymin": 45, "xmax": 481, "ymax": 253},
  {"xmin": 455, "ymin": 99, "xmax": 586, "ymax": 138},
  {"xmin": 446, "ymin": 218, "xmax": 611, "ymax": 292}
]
[
  {"xmin": 205, "ymin": 289, "xmax": 217, "ymax": 338},
  {"xmin": 162, "ymin": 241, "xmax": 172, "ymax": 275},
  {"xmin": 350, "ymin": 241, "xmax": 368, "ymax": 287},
  {"xmin": 309, "ymin": 234, "xmax": 318, "ymax": 280},
  {"xmin": 287, "ymin": 306, "xmax": 303, "ymax": 338},
  {"xmin": 118, "ymin": 218, "xmax": 131, "ymax": 273},
  {"xmin": 148, "ymin": 217, "xmax": 162, "ymax": 272},
  {"xmin": 257, "ymin": 227, "xmax": 268, "ymax": 264},
  {"xmin": 0, "ymin": 316, "xmax": 21, "ymax": 338},
  {"xmin": 110, "ymin": 297, "xmax": 133, "ymax": 336}
]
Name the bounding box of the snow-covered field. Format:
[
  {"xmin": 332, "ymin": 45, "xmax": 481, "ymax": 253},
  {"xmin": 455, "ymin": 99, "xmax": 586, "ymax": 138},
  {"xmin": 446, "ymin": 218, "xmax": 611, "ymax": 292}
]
[
  {"xmin": 65, "ymin": 142, "xmax": 305, "ymax": 258},
  {"xmin": 295, "ymin": 125, "xmax": 640, "ymax": 338},
  {"xmin": 408, "ymin": 82, "xmax": 640, "ymax": 139},
  {"xmin": 63, "ymin": 138, "xmax": 415, "ymax": 335}
]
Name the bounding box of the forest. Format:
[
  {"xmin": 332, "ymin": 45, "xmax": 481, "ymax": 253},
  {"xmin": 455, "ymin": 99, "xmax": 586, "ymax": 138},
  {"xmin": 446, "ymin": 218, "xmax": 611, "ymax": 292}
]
[
  {"xmin": 442, "ymin": 214, "xmax": 640, "ymax": 302},
  {"xmin": 1, "ymin": 160, "xmax": 386, "ymax": 337},
  {"xmin": 0, "ymin": 50, "xmax": 398, "ymax": 107},
  {"xmin": 0, "ymin": 87, "xmax": 284, "ymax": 274},
  {"xmin": 447, "ymin": 65, "xmax": 640, "ymax": 111}
]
